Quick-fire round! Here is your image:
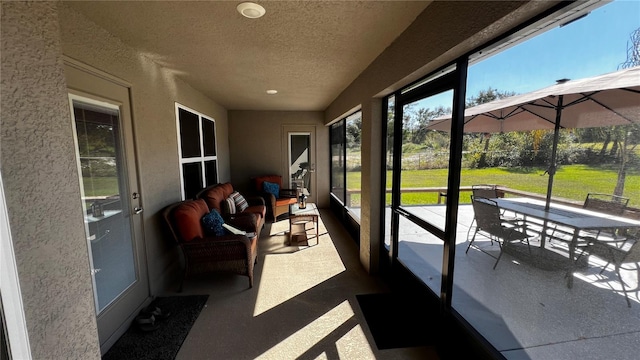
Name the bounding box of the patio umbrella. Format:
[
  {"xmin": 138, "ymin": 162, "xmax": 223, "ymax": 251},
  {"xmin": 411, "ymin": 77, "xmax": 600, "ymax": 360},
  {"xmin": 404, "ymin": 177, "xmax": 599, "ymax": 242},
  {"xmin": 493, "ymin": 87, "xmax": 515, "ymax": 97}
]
[{"xmin": 427, "ymin": 66, "xmax": 640, "ymax": 210}]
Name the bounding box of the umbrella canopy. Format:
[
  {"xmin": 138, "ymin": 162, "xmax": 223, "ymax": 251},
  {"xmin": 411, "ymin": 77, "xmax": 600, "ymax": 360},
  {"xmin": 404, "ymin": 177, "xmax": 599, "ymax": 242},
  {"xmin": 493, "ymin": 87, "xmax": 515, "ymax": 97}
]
[
  {"xmin": 426, "ymin": 66, "xmax": 640, "ymax": 210},
  {"xmin": 427, "ymin": 66, "xmax": 640, "ymax": 133}
]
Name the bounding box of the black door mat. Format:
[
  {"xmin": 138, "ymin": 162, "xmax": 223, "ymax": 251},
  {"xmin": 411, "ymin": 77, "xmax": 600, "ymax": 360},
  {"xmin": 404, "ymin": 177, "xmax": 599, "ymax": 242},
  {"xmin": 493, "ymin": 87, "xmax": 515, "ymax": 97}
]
[
  {"xmin": 103, "ymin": 295, "xmax": 208, "ymax": 360},
  {"xmin": 356, "ymin": 292, "xmax": 442, "ymax": 350}
]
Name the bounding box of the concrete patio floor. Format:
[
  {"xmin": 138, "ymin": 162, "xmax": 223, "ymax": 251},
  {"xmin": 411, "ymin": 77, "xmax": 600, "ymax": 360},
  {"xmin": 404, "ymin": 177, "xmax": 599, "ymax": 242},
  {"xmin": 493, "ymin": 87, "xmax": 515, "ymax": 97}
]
[{"xmin": 376, "ymin": 204, "xmax": 640, "ymax": 360}]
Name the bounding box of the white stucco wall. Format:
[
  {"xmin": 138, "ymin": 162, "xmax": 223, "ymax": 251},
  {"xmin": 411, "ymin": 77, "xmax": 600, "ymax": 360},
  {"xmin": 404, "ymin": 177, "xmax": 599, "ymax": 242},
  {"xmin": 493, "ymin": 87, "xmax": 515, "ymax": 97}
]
[
  {"xmin": 1, "ymin": 2, "xmax": 101, "ymax": 359},
  {"xmin": 2, "ymin": 2, "xmax": 236, "ymax": 357}
]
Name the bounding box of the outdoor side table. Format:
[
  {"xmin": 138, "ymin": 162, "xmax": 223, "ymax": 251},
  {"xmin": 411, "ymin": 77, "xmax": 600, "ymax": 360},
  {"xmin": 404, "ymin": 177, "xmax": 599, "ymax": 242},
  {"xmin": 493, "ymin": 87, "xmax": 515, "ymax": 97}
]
[{"xmin": 289, "ymin": 203, "xmax": 319, "ymax": 245}]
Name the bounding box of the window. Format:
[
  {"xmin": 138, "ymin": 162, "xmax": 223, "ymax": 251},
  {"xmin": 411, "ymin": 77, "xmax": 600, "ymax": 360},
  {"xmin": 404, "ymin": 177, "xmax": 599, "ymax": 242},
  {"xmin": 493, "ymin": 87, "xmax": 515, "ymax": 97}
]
[
  {"xmin": 175, "ymin": 104, "xmax": 218, "ymax": 200},
  {"xmin": 330, "ymin": 119, "xmax": 346, "ymax": 204},
  {"xmin": 330, "ymin": 110, "xmax": 362, "ymax": 221},
  {"xmin": 452, "ymin": 1, "xmax": 640, "ymax": 357},
  {"xmin": 380, "ymin": 0, "xmax": 640, "ymax": 358},
  {"xmin": 345, "ymin": 111, "xmax": 362, "ymax": 219}
]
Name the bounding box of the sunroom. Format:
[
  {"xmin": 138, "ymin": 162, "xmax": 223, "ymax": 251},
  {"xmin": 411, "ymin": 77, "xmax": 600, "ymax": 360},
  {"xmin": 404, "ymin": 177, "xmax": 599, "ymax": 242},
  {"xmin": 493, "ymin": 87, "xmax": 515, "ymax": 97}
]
[{"xmin": 2, "ymin": 1, "xmax": 639, "ymax": 359}]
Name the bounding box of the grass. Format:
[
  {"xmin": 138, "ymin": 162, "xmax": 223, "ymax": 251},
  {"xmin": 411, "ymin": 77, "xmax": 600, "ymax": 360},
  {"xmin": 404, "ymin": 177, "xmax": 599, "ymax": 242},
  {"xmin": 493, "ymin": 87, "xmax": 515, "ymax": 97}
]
[
  {"xmin": 82, "ymin": 177, "xmax": 119, "ymax": 197},
  {"xmin": 346, "ymin": 164, "xmax": 640, "ymax": 207}
]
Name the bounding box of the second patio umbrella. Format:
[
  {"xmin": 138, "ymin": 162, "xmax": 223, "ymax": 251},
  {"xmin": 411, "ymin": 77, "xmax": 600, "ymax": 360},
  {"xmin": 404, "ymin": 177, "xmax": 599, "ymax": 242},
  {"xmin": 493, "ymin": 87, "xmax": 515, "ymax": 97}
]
[{"xmin": 427, "ymin": 66, "xmax": 640, "ymax": 210}]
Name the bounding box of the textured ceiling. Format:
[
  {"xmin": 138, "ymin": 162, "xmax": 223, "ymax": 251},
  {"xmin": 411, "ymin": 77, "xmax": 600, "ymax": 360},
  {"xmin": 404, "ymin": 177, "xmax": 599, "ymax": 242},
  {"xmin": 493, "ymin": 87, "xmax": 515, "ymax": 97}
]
[{"xmin": 64, "ymin": 1, "xmax": 432, "ymax": 111}]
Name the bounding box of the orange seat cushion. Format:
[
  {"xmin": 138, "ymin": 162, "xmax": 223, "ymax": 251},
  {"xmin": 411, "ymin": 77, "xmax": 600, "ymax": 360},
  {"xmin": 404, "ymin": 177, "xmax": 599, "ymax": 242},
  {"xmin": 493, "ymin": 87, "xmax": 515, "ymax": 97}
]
[{"xmin": 275, "ymin": 197, "xmax": 297, "ymax": 207}]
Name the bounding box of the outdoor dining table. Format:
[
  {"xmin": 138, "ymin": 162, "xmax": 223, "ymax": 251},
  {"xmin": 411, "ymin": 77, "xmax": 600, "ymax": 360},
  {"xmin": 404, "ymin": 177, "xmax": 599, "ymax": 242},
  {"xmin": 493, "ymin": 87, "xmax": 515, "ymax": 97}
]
[{"xmin": 492, "ymin": 197, "xmax": 640, "ymax": 288}]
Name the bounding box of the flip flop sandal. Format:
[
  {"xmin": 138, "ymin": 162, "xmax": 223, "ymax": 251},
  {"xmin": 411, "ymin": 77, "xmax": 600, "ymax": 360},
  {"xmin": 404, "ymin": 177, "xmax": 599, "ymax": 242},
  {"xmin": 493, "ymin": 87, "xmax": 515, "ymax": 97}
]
[
  {"xmin": 135, "ymin": 314, "xmax": 159, "ymax": 332},
  {"xmin": 142, "ymin": 305, "xmax": 171, "ymax": 320}
]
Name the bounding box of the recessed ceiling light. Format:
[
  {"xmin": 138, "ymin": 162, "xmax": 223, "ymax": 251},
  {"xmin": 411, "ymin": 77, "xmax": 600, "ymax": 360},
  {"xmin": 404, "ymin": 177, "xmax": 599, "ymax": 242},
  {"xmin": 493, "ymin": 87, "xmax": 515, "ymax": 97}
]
[
  {"xmin": 266, "ymin": 89, "xmax": 278, "ymax": 95},
  {"xmin": 237, "ymin": 2, "xmax": 266, "ymax": 19}
]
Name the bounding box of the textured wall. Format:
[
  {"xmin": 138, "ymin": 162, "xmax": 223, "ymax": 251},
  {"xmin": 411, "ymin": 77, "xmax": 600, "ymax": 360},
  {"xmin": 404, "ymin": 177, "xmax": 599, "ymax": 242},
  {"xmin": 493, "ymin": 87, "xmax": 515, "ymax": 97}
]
[
  {"xmin": 58, "ymin": 3, "xmax": 232, "ymax": 295},
  {"xmin": 0, "ymin": 2, "xmax": 101, "ymax": 359},
  {"xmin": 228, "ymin": 111, "xmax": 329, "ymax": 208}
]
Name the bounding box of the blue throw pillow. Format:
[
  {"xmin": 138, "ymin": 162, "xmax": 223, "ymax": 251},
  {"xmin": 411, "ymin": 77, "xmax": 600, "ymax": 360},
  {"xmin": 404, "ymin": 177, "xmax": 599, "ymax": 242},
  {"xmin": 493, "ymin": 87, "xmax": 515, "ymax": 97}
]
[
  {"xmin": 263, "ymin": 181, "xmax": 280, "ymax": 199},
  {"xmin": 201, "ymin": 210, "xmax": 226, "ymax": 237}
]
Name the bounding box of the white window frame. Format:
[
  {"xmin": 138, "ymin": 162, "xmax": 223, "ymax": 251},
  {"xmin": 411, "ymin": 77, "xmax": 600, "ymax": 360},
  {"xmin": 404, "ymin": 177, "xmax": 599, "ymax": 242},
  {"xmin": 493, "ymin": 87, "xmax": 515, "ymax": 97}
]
[
  {"xmin": 175, "ymin": 103, "xmax": 218, "ymax": 200},
  {"xmin": 0, "ymin": 171, "xmax": 32, "ymax": 360}
]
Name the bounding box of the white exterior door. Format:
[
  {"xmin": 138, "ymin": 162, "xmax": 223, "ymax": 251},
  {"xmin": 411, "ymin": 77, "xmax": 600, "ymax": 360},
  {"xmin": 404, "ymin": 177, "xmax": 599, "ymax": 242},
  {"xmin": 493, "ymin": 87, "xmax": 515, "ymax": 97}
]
[{"xmin": 65, "ymin": 62, "xmax": 148, "ymax": 354}]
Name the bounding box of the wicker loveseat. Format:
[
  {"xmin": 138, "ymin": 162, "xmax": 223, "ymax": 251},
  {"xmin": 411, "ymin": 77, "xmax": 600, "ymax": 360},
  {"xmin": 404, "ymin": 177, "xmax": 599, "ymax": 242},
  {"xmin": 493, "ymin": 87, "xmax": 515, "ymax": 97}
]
[
  {"xmin": 196, "ymin": 182, "xmax": 266, "ymax": 233},
  {"xmin": 163, "ymin": 198, "xmax": 258, "ymax": 290}
]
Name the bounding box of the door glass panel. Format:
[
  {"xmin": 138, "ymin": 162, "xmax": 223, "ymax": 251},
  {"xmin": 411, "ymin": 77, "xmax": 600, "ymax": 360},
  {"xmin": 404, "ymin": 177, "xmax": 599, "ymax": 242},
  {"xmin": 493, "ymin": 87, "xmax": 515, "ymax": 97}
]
[
  {"xmin": 72, "ymin": 100, "xmax": 136, "ymax": 314},
  {"xmin": 290, "ymin": 133, "xmax": 312, "ymax": 194},
  {"xmin": 399, "ymin": 90, "xmax": 453, "ymax": 232},
  {"xmin": 398, "ymin": 216, "xmax": 443, "ymax": 295}
]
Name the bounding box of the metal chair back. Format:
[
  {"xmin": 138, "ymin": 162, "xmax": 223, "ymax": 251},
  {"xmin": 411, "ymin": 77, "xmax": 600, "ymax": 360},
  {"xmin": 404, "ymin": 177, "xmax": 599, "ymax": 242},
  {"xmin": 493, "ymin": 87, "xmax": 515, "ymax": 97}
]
[
  {"xmin": 468, "ymin": 195, "xmax": 532, "ymax": 269},
  {"xmin": 472, "ymin": 184, "xmax": 499, "ymax": 200},
  {"xmin": 588, "ymin": 238, "xmax": 639, "ymax": 307},
  {"xmin": 583, "ymin": 193, "xmax": 629, "ymax": 216},
  {"xmin": 471, "ymin": 196, "xmax": 505, "ymax": 237}
]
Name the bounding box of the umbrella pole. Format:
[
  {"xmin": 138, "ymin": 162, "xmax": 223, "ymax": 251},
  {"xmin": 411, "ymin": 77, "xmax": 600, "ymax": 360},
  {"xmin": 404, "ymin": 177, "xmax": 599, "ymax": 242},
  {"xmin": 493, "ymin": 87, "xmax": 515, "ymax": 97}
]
[{"xmin": 545, "ymin": 95, "xmax": 563, "ymax": 211}]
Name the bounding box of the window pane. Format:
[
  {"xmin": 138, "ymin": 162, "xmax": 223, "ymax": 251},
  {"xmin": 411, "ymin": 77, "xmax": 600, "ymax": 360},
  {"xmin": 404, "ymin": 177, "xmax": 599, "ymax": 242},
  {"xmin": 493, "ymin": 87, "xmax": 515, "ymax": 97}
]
[
  {"xmin": 290, "ymin": 134, "xmax": 311, "ymax": 193},
  {"xmin": 179, "ymin": 108, "xmax": 201, "ymax": 158},
  {"xmin": 330, "ymin": 120, "xmax": 346, "ymax": 204},
  {"xmin": 399, "ymin": 90, "xmax": 453, "ymax": 232},
  {"xmin": 204, "ymin": 160, "xmax": 217, "ymax": 187},
  {"xmin": 182, "ymin": 162, "xmax": 203, "ymax": 199},
  {"xmin": 385, "ymin": 96, "xmax": 395, "ymax": 207},
  {"xmin": 202, "ymin": 118, "xmax": 216, "ymax": 157},
  {"xmin": 383, "ymin": 96, "xmax": 395, "ymax": 250},
  {"xmin": 452, "ymin": 2, "xmax": 640, "ymax": 358},
  {"xmin": 346, "ymin": 111, "xmax": 362, "ymax": 220},
  {"xmin": 398, "ymin": 216, "xmax": 443, "ymax": 296}
]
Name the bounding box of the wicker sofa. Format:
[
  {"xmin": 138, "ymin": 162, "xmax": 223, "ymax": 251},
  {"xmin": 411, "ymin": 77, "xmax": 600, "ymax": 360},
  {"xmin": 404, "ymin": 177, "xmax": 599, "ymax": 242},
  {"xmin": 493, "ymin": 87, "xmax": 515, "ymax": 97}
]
[
  {"xmin": 162, "ymin": 198, "xmax": 258, "ymax": 289},
  {"xmin": 196, "ymin": 182, "xmax": 266, "ymax": 233}
]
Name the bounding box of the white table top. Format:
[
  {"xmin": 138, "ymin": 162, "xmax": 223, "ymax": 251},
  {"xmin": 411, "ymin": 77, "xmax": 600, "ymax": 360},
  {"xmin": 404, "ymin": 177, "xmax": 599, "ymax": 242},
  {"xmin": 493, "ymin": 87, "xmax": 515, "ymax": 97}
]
[
  {"xmin": 492, "ymin": 197, "xmax": 640, "ymax": 231},
  {"xmin": 290, "ymin": 203, "xmax": 318, "ymax": 217}
]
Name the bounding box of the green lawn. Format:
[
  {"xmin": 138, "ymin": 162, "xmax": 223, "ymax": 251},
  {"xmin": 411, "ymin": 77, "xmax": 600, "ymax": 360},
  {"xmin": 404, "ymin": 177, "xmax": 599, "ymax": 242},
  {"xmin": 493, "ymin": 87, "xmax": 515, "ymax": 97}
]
[
  {"xmin": 82, "ymin": 177, "xmax": 119, "ymax": 197},
  {"xmin": 346, "ymin": 164, "xmax": 640, "ymax": 207}
]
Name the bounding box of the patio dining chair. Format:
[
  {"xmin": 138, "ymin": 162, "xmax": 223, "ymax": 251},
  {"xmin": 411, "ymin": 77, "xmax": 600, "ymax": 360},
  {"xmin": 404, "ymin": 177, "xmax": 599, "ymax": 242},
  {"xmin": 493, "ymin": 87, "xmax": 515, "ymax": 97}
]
[
  {"xmin": 587, "ymin": 237, "xmax": 640, "ymax": 307},
  {"xmin": 583, "ymin": 193, "xmax": 630, "ymax": 215},
  {"xmin": 466, "ymin": 184, "xmax": 519, "ymax": 241},
  {"xmin": 466, "ymin": 196, "xmax": 534, "ymax": 269},
  {"xmin": 582, "ymin": 192, "xmax": 631, "ymax": 241},
  {"xmin": 470, "ymin": 184, "xmax": 500, "ymax": 199}
]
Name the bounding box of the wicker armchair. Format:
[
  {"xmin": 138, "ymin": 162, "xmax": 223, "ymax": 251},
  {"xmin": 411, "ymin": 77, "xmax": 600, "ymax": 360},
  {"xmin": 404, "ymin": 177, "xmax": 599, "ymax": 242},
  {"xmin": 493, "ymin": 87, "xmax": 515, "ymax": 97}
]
[
  {"xmin": 162, "ymin": 198, "xmax": 258, "ymax": 291},
  {"xmin": 251, "ymin": 175, "xmax": 298, "ymax": 222}
]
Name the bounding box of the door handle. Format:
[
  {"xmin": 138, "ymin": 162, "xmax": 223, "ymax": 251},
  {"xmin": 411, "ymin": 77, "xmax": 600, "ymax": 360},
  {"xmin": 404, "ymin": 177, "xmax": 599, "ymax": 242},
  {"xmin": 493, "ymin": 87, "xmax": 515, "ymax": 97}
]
[{"xmin": 134, "ymin": 207, "xmax": 144, "ymax": 215}]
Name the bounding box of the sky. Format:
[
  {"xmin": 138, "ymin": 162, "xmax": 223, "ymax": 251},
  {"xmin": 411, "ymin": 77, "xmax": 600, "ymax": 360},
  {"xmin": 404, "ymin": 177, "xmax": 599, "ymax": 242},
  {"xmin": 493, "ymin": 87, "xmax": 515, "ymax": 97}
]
[
  {"xmin": 467, "ymin": 0, "xmax": 640, "ymax": 97},
  {"xmin": 412, "ymin": 0, "xmax": 640, "ymax": 112}
]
